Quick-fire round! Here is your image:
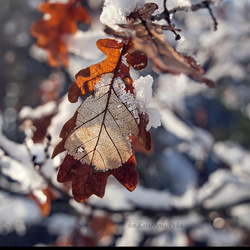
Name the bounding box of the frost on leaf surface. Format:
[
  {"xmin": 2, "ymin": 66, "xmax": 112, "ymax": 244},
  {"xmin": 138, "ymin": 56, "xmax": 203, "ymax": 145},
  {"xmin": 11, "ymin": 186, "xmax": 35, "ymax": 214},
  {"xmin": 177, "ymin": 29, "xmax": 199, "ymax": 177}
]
[
  {"xmin": 65, "ymin": 78, "xmax": 140, "ymax": 172},
  {"xmin": 100, "ymin": 0, "xmax": 145, "ymax": 32}
]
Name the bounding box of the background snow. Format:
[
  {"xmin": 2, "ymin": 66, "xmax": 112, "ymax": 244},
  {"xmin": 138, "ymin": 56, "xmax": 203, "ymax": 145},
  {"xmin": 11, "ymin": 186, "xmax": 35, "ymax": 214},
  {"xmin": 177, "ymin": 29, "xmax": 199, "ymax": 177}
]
[
  {"xmin": 100, "ymin": 0, "xmax": 145, "ymax": 31},
  {"xmin": 133, "ymin": 75, "xmax": 161, "ymax": 130}
]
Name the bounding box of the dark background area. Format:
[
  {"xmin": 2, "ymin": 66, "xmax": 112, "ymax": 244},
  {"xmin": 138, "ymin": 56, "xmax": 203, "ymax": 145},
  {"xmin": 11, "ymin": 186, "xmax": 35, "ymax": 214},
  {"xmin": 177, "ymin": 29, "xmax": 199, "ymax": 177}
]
[{"xmin": 0, "ymin": 0, "xmax": 52, "ymax": 142}]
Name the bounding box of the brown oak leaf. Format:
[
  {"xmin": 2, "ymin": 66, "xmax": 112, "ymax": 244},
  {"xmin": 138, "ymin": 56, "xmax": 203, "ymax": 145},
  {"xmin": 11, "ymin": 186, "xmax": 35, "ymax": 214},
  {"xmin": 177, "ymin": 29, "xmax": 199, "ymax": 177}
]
[
  {"xmin": 104, "ymin": 3, "xmax": 215, "ymax": 87},
  {"xmin": 31, "ymin": 0, "xmax": 90, "ymax": 68},
  {"xmin": 52, "ymin": 38, "xmax": 151, "ymax": 202}
]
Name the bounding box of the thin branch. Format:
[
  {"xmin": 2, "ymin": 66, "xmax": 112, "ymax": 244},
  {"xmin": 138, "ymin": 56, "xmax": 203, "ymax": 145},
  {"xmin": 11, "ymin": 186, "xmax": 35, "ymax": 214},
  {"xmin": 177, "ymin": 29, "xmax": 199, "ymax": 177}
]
[
  {"xmin": 152, "ymin": 0, "xmax": 218, "ymax": 32},
  {"xmin": 191, "ymin": 1, "xmax": 218, "ymax": 31},
  {"xmin": 205, "ymin": 2, "xmax": 218, "ymax": 31},
  {"xmin": 151, "ymin": 0, "xmax": 181, "ymax": 40}
]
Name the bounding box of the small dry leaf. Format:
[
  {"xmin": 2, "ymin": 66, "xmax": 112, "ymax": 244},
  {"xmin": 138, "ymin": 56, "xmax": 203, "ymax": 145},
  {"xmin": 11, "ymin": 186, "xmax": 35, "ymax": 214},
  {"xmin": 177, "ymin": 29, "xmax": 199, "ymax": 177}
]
[
  {"xmin": 31, "ymin": 0, "xmax": 90, "ymax": 68},
  {"xmin": 29, "ymin": 188, "xmax": 54, "ymax": 217}
]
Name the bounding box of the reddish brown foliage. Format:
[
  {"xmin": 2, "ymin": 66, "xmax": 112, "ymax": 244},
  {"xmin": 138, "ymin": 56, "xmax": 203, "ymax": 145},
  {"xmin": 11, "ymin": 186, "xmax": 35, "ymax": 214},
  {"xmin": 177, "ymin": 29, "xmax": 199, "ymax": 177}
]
[
  {"xmin": 30, "ymin": 0, "xmax": 90, "ymax": 68},
  {"xmin": 56, "ymin": 154, "xmax": 138, "ymax": 202},
  {"xmin": 68, "ymin": 38, "xmax": 147, "ymax": 103}
]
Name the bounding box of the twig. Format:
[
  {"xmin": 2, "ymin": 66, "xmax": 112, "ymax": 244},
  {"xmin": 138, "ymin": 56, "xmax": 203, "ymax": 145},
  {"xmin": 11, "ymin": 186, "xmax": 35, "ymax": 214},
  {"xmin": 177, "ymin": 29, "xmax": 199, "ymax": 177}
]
[
  {"xmin": 152, "ymin": 0, "xmax": 218, "ymax": 32},
  {"xmin": 151, "ymin": 0, "xmax": 181, "ymax": 40},
  {"xmin": 205, "ymin": 2, "xmax": 218, "ymax": 31}
]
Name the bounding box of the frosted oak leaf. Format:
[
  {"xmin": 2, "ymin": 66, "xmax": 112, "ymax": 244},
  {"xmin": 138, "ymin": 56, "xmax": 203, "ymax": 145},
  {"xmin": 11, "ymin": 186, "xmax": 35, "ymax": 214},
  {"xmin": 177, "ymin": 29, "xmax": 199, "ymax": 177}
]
[
  {"xmin": 52, "ymin": 38, "xmax": 151, "ymax": 201},
  {"xmin": 64, "ymin": 77, "xmax": 140, "ymax": 172}
]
